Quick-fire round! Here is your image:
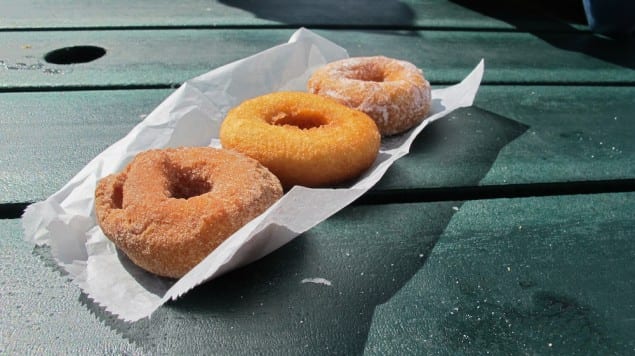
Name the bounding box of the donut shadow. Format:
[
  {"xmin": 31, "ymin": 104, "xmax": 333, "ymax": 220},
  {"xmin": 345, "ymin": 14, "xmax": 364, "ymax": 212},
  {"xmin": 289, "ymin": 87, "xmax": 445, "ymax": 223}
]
[{"xmin": 84, "ymin": 106, "xmax": 529, "ymax": 354}]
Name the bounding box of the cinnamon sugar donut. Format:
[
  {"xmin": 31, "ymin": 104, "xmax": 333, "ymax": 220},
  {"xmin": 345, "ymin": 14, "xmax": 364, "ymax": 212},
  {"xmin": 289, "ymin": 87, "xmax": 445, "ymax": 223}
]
[
  {"xmin": 308, "ymin": 56, "xmax": 431, "ymax": 136},
  {"xmin": 219, "ymin": 91, "xmax": 380, "ymax": 188},
  {"xmin": 94, "ymin": 147, "xmax": 283, "ymax": 278}
]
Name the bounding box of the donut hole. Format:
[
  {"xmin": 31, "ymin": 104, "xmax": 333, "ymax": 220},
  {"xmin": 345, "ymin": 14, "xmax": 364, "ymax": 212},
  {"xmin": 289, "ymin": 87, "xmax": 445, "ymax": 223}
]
[
  {"xmin": 111, "ymin": 183, "xmax": 124, "ymax": 209},
  {"xmin": 354, "ymin": 70, "xmax": 385, "ymax": 82},
  {"xmin": 269, "ymin": 111, "xmax": 327, "ymax": 130},
  {"xmin": 169, "ymin": 169, "xmax": 212, "ymax": 200},
  {"xmin": 346, "ymin": 64, "xmax": 386, "ymax": 82}
]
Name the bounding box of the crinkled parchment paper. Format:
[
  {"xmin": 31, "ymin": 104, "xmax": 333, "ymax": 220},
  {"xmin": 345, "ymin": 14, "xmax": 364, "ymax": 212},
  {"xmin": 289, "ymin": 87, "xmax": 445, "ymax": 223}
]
[{"xmin": 22, "ymin": 28, "xmax": 484, "ymax": 322}]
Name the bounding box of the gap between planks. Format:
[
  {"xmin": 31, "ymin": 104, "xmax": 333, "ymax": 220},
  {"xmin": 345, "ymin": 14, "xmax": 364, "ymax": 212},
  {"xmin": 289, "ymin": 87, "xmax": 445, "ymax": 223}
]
[
  {"xmin": 0, "ymin": 24, "xmax": 591, "ymax": 34},
  {"xmin": 2, "ymin": 178, "xmax": 634, "ymax": 220},
  {"xmin": 3, "ymin": 81, "xmax": 635, "ymax": 94}
]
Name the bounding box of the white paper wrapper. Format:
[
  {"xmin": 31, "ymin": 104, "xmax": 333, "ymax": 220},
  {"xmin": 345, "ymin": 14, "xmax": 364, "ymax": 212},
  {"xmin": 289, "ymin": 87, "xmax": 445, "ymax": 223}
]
[{"xmin": 22, "ymin": 28, "xmax": 484, "ymax": 322}]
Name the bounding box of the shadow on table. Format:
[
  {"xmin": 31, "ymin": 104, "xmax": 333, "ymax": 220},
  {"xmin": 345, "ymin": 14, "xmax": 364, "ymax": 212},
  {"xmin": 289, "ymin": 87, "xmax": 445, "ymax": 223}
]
[
  {"xmin": 450, "ymin": 0, "xmax": 635, "ymax": 70},
  {"xmin": 82, "ymin": 107, "xmax": 529, "ymax": 354},
  {"xmin": 219, "ymin": 0, "xmax": 416, "ymax": 32}
]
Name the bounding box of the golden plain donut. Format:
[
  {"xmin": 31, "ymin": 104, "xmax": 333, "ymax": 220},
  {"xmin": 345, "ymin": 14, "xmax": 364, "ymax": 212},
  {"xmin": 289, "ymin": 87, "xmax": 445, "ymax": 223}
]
[
  {"xmin": 307, "ymin": 56, "xmax": 431, "ymax": 136},
  {"xmin": 94, "ymin": 147, "xmax": 283, "ymax": 278},
  {"xmin": 219, "ymin": 91, "xmax": 380, "ymax": 188}
]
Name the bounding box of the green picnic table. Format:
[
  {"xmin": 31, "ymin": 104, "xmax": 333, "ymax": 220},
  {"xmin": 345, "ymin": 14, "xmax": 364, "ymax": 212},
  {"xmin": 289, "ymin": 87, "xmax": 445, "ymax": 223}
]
[{"xmin": 1, "ymin": 1, "xmax": 634, "ymax": 354}]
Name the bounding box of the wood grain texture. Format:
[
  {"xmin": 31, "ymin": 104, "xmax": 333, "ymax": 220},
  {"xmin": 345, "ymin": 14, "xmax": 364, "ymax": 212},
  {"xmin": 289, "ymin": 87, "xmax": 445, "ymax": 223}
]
[
  {"xmin": 1, "ymin": 29, "xmax": 633, "ymax": 91},
  {"xmin": 3, "ymin": 192, "xmax": 633, "ymax": 354}
]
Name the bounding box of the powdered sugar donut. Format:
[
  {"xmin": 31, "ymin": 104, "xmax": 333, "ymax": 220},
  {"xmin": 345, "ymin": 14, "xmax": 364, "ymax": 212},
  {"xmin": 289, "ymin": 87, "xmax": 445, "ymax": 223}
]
[{"xmin": 307, "ymin": 56, "xmax": 431, "ymax": 136}]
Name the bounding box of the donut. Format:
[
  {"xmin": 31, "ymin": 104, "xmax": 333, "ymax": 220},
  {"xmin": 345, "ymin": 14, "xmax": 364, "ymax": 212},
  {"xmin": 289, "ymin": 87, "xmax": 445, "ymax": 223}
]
[
  {"xmin": 307, "ymin": 56, "xmax": 431, "ymax": 136},
  {"xmin": 219, "ymin": 91, "xmax": 381, "ymax": 189},
  {"xmin": 94, "ymin": 147, "xmax": 283, "ymax": 278}
]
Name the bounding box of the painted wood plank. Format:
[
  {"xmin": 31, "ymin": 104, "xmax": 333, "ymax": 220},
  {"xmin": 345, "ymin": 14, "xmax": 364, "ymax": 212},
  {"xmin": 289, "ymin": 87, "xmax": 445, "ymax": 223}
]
[
  {"xmin": 0, "ymin": 90, "xmax": 170, "ymax": 205},
  {"xmin": 3, "ymin": 192, "xmax": 633, "ymax": 354},
  {"xmin": 377, "ymin": 85, "xmax": 635, "ymax": 191},
  {"xmin": 365, "ymin": 192, "xmax": 635, "ymax": 355},
  {"xmin": 2, "ymin": 86, "xmax": 633, "ymax": 205},
  {"xmin": 1, "ymin": 29, "xmax": 633, "ymax": 90},
  {"xmin": 0, "ymin": 0, "xmax": 589, "ymax": 32},
  {"xmin": 0, "ymin": 219, "xmax": 141, "ymax": 354}
]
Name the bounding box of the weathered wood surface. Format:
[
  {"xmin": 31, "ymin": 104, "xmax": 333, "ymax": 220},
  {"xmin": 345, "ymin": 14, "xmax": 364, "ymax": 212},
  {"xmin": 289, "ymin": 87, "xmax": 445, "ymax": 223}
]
[
  {"xmin": 2, "ymin": 29, "xmax": 633, "ymax": 91},
  {"xmin": 2, "ymin": 192, "xmax": 633, "ymax": 354},
  {"xmin": 365, "ymin": 192, "xmax": 635, "ymax": 355}
]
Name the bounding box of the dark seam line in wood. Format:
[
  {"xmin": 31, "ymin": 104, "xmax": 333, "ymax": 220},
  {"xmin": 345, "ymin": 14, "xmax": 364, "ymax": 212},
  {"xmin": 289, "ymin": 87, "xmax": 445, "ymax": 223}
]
[
  {"xmin": 479, "ymin": 81, "xmax": 635, "ymax": 87},
  {"xmin": 0, "ymin": 84, "xmax": 180, "ymax": 93},
  {"xmin": 356, "ymin": 178, "xmax": 635, "ymax": 205},
  {"xmin": 3, "ymin": 179, "xmax": 634, "ymax": 219},
  {"xmin": 2, "ymin": 81, "xmax": 634, "ymax": 94},
  {"xmin": 0, "ymin": 24, "xmax": 590, "ymax": 34},
  {"xmin": 1, "ymin": 203, "xmax": 31, "ymax": 220}
]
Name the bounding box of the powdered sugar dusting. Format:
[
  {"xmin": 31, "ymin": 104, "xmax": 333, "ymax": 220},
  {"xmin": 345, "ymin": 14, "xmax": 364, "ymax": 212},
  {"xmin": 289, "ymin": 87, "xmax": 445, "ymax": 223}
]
[{"xmin": 308, "ymin": 56, "xmax": 431, "ymax": 135}]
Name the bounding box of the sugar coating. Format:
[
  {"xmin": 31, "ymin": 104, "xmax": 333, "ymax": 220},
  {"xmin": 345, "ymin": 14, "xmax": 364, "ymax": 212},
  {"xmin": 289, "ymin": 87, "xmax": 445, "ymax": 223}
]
[
  {"xmin": 307, "ymin": 56, "xmax": 431, "ymax": 136},
  {"xmin": 219, "ymin": 91, "xmax": 381, "ymax": 189},
  {"xmin": 94, "ymin": 147, "xmax": 283, "ymax": 278}
]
